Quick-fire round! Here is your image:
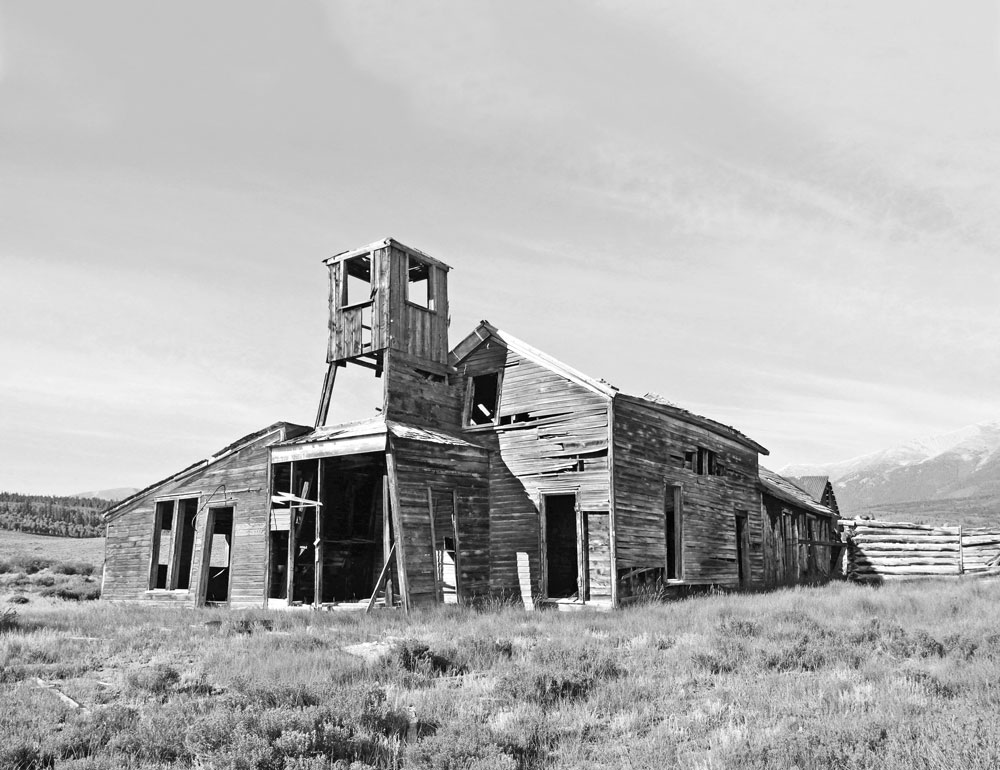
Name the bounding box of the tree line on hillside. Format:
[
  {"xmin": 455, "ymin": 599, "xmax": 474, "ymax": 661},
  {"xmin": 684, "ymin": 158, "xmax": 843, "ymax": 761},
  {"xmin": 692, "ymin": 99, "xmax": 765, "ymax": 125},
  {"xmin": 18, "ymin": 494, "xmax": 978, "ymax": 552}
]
[{"xmin": 0, "ymin": 492, "xmax": 111, "ymax": 538}]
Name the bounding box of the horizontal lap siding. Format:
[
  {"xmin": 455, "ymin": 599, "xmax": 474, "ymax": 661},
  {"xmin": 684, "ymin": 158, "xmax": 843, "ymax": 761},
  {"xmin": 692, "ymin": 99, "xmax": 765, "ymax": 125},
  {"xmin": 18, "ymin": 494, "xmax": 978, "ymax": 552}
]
[
  {"xmin": 391, "ymin": 438, "xmax": 491, "ymax": 605},
  {"xmin": 384, "ymin": 349, "xmax": 464, "ymax": 430},
  {"xmin": 104, "ymin": 431, "xmax": 283, "ymax": 605},
  {"xmin": 456, "ymin": 341, "xmax": 612, "ymax": 598},
  {"xmin": 613, "ymin": 397, "xmax": 760, "ymax": 585}
]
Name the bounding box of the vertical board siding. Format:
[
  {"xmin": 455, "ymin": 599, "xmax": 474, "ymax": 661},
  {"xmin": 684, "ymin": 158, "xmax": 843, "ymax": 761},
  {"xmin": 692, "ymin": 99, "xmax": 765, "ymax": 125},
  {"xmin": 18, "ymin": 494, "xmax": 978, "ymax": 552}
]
[
  {"xmin": 760, "ymin": 495, "xmax": 836, "ymax": 587},
  {"xmin": 454, "ymin": 339, "xmax": 612, "ymax": 599},
  {"xmin": 612, "ymin": 396, "xmax": 760, "ymax": 586},
  {"xmin": 103, "ymin": 429, "xmax": 290, "ymax": 606},
  {"xmin": 390, "ymin": 438, "xmax": 491, "ymax": 605},
  {"xmin": 388, "ymin": 246, "xmax": 450, "ymax": 365}
]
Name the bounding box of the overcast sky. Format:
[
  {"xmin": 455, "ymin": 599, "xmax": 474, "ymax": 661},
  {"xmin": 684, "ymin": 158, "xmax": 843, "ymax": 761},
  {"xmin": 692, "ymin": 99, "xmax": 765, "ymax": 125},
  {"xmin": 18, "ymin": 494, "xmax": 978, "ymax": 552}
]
[{"xmin": 2, "ymin": 1, "xmax": 999, "ymax": 495}]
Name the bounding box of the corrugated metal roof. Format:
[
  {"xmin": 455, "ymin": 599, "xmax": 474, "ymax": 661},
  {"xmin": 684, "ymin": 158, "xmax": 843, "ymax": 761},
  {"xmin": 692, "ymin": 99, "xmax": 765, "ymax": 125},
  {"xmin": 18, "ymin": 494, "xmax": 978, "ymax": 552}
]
[
  {"xmin": 273, "ymin": 417, "xmax": 481, "ymax": 450},
  {"xmin": 784, "ymin": 475, "xmax": 830, "ymax": 504}
]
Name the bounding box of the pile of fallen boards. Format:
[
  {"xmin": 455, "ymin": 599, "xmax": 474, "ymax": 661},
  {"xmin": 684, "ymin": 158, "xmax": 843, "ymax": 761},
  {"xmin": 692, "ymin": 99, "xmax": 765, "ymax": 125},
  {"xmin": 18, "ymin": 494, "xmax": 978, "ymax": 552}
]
[{"xmin": 841, "ymin": 519, "xmax": 1000, "ymax": 581}]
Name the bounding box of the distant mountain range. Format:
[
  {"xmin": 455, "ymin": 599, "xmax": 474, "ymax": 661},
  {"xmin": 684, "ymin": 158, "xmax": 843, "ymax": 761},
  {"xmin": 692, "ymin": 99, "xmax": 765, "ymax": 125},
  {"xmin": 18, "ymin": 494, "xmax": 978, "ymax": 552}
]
[
  {"xmin": 783, "ymin": 419, "xmax": 1000, "ymax": 527},
  {"xmin": 72, "ymin": 487, "xmax": 139, "ymax": 502}
]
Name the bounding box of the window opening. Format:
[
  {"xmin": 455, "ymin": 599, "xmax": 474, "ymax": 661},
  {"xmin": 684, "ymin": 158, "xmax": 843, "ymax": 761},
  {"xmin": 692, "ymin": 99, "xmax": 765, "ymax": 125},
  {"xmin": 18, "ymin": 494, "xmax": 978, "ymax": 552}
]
[
  {"xmin": 468, "ymin": 373, "xmax": 500, "ymax": 425},
  {"xmin": 407, "ymin": 255, "xmax": 434, "ymax": 310},
  {"xmin": 343, "ymin": 254, "xmax": 373, "ymax": 307},
  {"xmin": 174, "ymin": 499, "xmax": 198, "ymax": 590},
  {"xmin": 151, "ymin": 500, "xmax": 174, "ymax": 589},
  {"xmin": 685, "ymin": 447, "xmax": 721, "ymax": 476}
]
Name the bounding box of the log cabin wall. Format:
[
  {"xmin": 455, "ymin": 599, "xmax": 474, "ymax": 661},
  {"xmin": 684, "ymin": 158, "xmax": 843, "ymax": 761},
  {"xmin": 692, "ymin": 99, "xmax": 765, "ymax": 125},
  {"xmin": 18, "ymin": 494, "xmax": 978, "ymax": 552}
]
[
  {"xmin": 452, "ymin": 337, "xmax": 613, "ymax": 602},
  {"xmin": 103, "ymin": 425, "xmax": 302, "ymax": 607},
  {"xmin": 389, "ymin": 437, "xmax": 491, "ymax": 607},
  {"xmin": 612, "ymin": 396, "xmax": 761, "ymax": 590}
]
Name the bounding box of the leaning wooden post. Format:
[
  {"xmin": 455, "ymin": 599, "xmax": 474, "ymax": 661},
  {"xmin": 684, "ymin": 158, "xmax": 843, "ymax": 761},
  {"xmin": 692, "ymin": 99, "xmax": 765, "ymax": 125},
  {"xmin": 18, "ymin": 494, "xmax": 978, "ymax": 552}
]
[
  {"xmin": 382, "ymin": 475, "xmax": 394, "ymax": 607},
  {"xmin": 385, "ymin": 439, "xmax": 410, "ymax": 613},
  {"xmin": 314, "ymin": 363, "xmax": 337, "ymax": 427},
  {"xmin": 427, "ymin": 487, "xmax": 440, "ymax": 604},
  {"xmin": 314, "ymin": 459, "xmax": 324, "ymax": 608}
]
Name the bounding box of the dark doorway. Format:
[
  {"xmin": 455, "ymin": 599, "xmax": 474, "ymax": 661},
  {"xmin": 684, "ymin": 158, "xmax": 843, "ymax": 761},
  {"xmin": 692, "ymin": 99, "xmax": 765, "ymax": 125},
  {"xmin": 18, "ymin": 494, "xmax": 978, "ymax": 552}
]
[
  {"xmin": 202, "ymin": 507, "xmax": 233, "ymax": 604},
  {"xmin": 665, "ymin": 485, "xmax": 682, "ymax": 580},
  {"xmin": 735, "ymin": 511, "xmax": 751, "ymax": 587},
  {"xmin": 544, "ymin": 494, "xmax": 578, "ymax": 598}
]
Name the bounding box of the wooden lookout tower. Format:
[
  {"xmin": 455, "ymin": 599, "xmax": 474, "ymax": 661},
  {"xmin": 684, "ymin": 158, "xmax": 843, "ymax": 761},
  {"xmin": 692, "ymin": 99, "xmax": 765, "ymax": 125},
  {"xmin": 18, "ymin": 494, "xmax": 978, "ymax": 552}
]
[{"xmin": 315, "ymin": 238, "xmax": 453, "ymax": 427}]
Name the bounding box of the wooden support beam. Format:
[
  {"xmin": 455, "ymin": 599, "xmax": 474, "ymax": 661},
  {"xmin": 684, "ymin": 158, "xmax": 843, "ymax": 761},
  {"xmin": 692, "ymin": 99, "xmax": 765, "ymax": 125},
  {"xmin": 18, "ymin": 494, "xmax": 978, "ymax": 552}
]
[
  {"xmin": 164, "ymin": 500, "xmax": 180, "ymax": 590},
  {"xmin": 451, "ymin": 488, "xmax": 461, "ymax": 605},
  {"xmin": 285, "ymin": 462, "xmax": 297, "ymax": 603},
  {"xmin": 383, "ymin": 474, "xmax": 394, "ymax": 608},
  {"xmin": 314, "ymin": 459, "xmax": 324, "ymax": 608},
  {"xmin": 315, "ymin": 363, "xmax": 338, "ymax": 428},
  {"xmin": 365, "ymin": 543, "xmax": 396, "ymax": 614},
  {"xmin": 385, "ymin": 440, "xmax": 410, "ymax": 613},
  {"xmin": 427, "ymin": 488, "xmax": 440, "ymax": 604}
]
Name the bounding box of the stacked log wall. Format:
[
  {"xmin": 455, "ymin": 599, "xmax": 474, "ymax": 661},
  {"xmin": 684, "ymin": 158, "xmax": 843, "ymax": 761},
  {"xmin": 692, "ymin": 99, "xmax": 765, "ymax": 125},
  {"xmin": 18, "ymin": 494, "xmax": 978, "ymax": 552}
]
[{"xmin": 845, "ymin": 519, "xmax": 1000, "ymax": 580}]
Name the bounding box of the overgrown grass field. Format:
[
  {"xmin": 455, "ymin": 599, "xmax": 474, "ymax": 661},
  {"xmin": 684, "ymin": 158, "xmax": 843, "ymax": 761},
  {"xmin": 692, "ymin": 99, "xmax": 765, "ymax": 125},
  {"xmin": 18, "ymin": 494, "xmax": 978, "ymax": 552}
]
[
  {"xmin": 4, "ymin": 576, "xmax": 1000, "ymax": 769},
  {"xmin": 0, "ymin": 531, "xmax": 105, "ymax": 564}
]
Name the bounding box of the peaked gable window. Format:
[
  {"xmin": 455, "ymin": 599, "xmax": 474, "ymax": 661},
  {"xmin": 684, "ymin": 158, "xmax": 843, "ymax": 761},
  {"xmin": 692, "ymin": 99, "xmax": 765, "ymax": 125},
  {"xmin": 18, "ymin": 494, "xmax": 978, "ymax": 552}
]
[{"xmin": 467, "ymin": 372, "xmax": 501, "ymax": 426}]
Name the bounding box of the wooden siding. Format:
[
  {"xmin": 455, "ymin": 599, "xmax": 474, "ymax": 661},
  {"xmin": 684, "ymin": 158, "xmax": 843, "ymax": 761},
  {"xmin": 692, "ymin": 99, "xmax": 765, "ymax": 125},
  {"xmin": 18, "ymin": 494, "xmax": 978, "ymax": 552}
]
[
  {"xmin": 387, "ymin": 246, "xmax": 450, "ymax": 365},
  {"xmin": 328, "ymin": 244, "xmax": 449, "ymax": 365},
  {"xmin": 389, "ymin": 437, "xmax": 491, "ymax": 607},
  {"xmin": 612, "ymin": 396, "xmax": 760, "ymax": 586},
  {"xmin": 454, "ymin": 338, "xmax": 612, "ymax": 599},
  {"xmin": 383, "ymin": 349, "xmax": 464, "ymax": 431},
  {"xmin": 104, "ymin": 428, "xmax": 290, "ymax": 607},
  {"xmin": 760, "ymin": 494, "xmax": 836, "ymax": 586}
]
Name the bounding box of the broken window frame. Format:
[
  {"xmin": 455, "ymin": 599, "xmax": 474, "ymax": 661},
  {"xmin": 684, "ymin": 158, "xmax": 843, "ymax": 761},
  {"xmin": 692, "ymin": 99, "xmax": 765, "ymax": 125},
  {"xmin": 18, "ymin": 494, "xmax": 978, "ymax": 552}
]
[
  {"xmin": 341, "ymin": 254, "xmax": 374, "ymax": 309},
  {"xmin": 684, "ymin": 447, "xmax": 722, "ymax": 476},
  {"xmin": 148, "ymin": 496, "xmax": 199, "ymax": 591},
  {"xmin": 405, "ymin": 254, "xmax": 435, "ymax": 311},
  {"xmin": 464, "ymin": 370, "xmax": 504, "ymax": 427}
]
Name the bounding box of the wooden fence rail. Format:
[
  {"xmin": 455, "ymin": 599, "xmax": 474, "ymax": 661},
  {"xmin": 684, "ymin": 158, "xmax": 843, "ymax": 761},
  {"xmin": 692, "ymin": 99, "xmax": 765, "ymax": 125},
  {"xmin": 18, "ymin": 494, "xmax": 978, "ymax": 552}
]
[{"xmin": 842, "ymin": 519, "xmax": 1000, "ymax": 582}]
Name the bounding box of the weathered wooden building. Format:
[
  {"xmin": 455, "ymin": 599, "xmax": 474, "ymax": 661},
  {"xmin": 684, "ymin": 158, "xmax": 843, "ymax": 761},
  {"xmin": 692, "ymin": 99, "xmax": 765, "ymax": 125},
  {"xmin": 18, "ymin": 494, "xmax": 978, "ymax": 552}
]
[
  {"xmin": 104, "ymin": 238, "xmax": 838, "ymax": 609},
  {"xmin": 757, "ymin": 468, "xmax": 841, "ymax": 585}
]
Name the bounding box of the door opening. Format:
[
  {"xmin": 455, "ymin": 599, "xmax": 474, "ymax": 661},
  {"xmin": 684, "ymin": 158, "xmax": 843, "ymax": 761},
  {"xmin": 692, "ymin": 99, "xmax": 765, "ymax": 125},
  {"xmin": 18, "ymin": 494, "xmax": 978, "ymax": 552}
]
[
  {"xmin": 202, "ymin": 507, "xmax": 233, "ymax": 604},
  {"xmin": 665, "ymin": 485, "xmax": 682, "ymax": 580},
  {"xmin": 735, "ymin": 510, "xmax": 751, "ymax": 587},
  {"xmin": 544, "ymin": 493, "xmax": 579, "ymax": 598}
]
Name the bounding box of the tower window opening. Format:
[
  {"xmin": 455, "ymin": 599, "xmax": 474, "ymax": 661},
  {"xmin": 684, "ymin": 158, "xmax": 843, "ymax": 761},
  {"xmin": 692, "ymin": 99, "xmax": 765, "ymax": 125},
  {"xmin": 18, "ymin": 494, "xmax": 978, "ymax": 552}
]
[
  {"xmin": 343, "ymin": 255, "xmax": 373, "ymax": 307},
  {"xmin": 407, "ymin": 255, "xmax": 435, "ymax": 310}
]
